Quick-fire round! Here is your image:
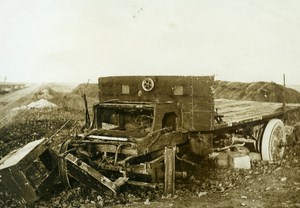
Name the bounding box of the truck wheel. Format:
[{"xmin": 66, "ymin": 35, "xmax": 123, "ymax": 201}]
[
  {"xmin": 261, "ymin": 119, "xmax": 286, "ymax": 161},
  {"xmin": 58, "ymin": 139, "xmax": 72, "ymax": 188}
]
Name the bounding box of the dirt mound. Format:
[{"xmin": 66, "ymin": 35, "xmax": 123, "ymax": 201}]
[
  {"xmin": 27, "ymin": 99, "xmax": 57, "ymax": 109},
  {"xmin": 72, "ymin": 81, "xmax": 300, "ymax": 104},
  {"xmin": 13, "ymin": 99, "xmax": 57, "ymax": 111},
  {"xmin": 72, "ymin": 83, "xmax": 98, "ymax": 98},
  {"xmin": 214, "ymin": 81, "xmax": 300, "ymax": 103}
]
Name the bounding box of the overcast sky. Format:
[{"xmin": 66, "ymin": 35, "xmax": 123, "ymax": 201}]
[{"xmin": 0, "ymin": 0, "xmax": 300, "ymax": 84}]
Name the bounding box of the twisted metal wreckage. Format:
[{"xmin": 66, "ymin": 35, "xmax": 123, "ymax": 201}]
[{"xmin": 0, "ymin": 76, "xmax": 297, "ymax": 204}]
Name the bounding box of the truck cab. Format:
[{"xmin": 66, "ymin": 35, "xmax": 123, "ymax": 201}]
[{"xmin": 62, "ymin": 76, "xmax": 215, "ymax": 194}]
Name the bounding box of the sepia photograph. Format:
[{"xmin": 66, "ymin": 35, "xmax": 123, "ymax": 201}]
[{"xmin": 0, "ymin": 1, "xmax": 300, "ymax": 207}]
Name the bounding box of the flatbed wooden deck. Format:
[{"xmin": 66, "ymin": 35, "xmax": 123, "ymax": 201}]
[{"xmin": 214, "ymin": 99, "xmax": 300, "ymax": 129}]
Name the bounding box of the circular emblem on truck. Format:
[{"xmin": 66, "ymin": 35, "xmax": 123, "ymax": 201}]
[{"xmin": 142, "ymin": 78, "xmax": 155, "ymax": 92}]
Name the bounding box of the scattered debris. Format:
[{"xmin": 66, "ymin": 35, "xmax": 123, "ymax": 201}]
[
  {"xmin": 144, "ymin": 198, "xmax": 151, "ymax": 205},
  {"xmin": 280, "ymin": 177, "xmax": 287, "ymax": 182},
  {"xmin": 229, "ymin": 152, "xmax": 251, "ymax": 169},
  {"xmin": 198, "ymin": 192, "xmax": 208, "ymax": 197}
]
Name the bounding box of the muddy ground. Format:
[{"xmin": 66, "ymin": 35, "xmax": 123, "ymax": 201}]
[{"xmin": 0, "ymin": 83, "xmax": 300, "ymax": 208}]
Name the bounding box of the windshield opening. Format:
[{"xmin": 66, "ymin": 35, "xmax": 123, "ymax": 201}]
[{"xmin": 98, "ymin": 107, "xmax": 154, "ymax": 134}]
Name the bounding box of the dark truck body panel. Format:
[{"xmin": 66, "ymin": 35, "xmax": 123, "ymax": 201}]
[{"xmin": 99, "ymin": 76, "xmax": 214, "ymax": 131}]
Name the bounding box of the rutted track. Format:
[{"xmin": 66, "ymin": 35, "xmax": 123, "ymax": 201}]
[{"xmin": 0, "ymin": 84, "xmax": 42, "ymax": 125}]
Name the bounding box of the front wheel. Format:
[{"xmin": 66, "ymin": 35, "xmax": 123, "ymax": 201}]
[{"xmin": 261, "ymin": 119, "xmax": 286, "ymax": 161}]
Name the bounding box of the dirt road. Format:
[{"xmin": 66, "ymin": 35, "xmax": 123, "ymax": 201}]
[
  {"xmin": 0, "ymin": 84, "xmax": 42, "ymax": 126},
  {"xmin": 0, "ymin": 83, "xmax": 42, "ymax": 105}
]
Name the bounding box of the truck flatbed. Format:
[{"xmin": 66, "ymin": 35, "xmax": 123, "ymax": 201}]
[{"xmin": 215, "ymin": 99, "xmax": 300, "ymax": 129}]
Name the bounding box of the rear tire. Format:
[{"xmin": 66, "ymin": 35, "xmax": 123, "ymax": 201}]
[{"xmin": 261, "ymin": 119, "xmax": 286, "ymax": 161}]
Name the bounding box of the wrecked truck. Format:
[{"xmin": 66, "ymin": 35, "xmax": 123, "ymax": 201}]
[{"xmin": 0, "ymin": 76, "xmax": 291, "ymax": 204}]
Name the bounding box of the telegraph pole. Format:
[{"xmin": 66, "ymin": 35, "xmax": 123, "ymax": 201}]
[{"xmin": 283, "ymin": 74, "xmax": 286, "ymax": 113}]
